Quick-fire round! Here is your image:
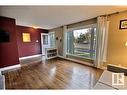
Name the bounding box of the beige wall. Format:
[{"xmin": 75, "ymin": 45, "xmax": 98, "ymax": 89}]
[
  {"xmin": 106, "ymin": 11, "xmax": 127, "ymax": 67},
  {"xmin": 67, "ymin": 18, "xmax": 97, "ymax": 29},
  {"xmin": 50, "ymin": 12, "xmax": 127, "ymax": 68},
  {"xmin": 50, "ymin": 26, "xmax": 63, "ymax": 56}
]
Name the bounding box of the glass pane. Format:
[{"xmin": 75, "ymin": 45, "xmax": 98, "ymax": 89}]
[
  {"xmin": 49, "ymin": 32, "xmax": 55, "ymax": 48},
  {"xmin": 67, "ymin": 31, "xmax": 74, "ymax": 54},
  {"xmin": 43, "ymin": 35, "xmax": 48, "ymax": 45},
  {"xmin": 73, "ymin": 28, "xmax": 91, "ymax": 58},
  {"xmin": 67, "ymin": 27, "xmax": 96, "ymax": 60}
]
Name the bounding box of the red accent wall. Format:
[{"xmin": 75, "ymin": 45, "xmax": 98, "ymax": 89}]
[
  {"xmin": 16, "ymin": 25, "xmax": 48, "ymax": 57},
  {"xmin": 0, "ymin": 16, "xmax": 19, "ymax": 68}
]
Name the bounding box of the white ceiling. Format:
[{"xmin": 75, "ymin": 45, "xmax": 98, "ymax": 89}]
[{"xmin": 0, "ymin": 6, "xmax": 127, "ymax": 29}]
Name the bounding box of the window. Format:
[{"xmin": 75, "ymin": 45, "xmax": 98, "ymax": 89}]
[
  {"xmin": 67, "ymin": 26, "xmax": 96, "ymax": 60},
  {"xmin": 22, "ymin": 33, "xmax": 31, "ymax": 42},
  {"xmin": 49, "ymin": 32, "xmax": 55, "ymax": 48},
  {"xmin": 43, "ymin": 35, "xmax": 48, "ymax": 45}
]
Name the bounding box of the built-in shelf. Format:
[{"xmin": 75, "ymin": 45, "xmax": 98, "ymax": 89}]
[{"xmin": 46, "ymin": 48, "xmax": 57, "ymax": 59}]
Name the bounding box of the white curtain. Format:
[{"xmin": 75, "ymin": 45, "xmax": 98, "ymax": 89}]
[{"xmin": 95, "ymin": 16, "xmax": 109, "ymax": 68}]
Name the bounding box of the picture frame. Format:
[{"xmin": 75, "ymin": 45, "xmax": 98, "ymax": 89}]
[
  {"xmin": 119, "ymin": 19, "xmax": 127, "ymax": 29},
  {"xmin": 22, "ymin": 33, "xmax": 31, "ymax": 42}
]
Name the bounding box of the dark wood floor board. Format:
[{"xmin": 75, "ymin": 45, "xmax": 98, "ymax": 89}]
[{"xmin": 4, "ymin": 57, "xmax": 103, "ymax": 89}]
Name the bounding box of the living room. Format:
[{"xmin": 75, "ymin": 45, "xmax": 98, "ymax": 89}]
[{"xmin": 0, "ymin": 5, "xmax": 127, "ymax": 91}]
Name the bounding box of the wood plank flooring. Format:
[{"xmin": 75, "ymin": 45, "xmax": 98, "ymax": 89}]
[{"xmin": 3, "ymin": 57, "xmax": 103, "ymax": 89}]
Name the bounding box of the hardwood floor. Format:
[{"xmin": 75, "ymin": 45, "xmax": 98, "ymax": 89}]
[{"xmin": 3, "ymin": 57, "xmax": 103, "ymax": 89}]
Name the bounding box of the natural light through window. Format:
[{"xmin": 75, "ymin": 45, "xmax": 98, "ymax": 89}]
[{"xmin": 67, "ymin": 27, "xmax": 96, "ymax": 60}]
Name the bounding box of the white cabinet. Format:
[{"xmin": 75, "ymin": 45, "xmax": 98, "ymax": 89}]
[{"xmin": 45, "ymin": 48, "xmax": 57, "ymax": 59}]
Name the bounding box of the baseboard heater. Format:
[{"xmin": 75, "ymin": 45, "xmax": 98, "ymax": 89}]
[{"xmin": 107, "ymin": 64, "xmax": 127, "ymax": 76}]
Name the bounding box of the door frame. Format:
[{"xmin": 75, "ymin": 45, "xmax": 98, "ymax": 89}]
[{"xmin": 41, "ymin": 33, "xmax": 50, "ymax": 56}]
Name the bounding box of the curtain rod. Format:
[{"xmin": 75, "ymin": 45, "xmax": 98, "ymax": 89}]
[
  {"xmin": 50, "ymin": 10, "xmax": 127, "ymax": 30},
  {"xmin": 100, "ymin": 10, "xmax": 127, "ymax": 17}
]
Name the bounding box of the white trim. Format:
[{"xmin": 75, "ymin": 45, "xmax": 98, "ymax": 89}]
[
  {"xmin": 19, "ymin": 54, "xmax": 42, "ymax": 60},
  {"xmin": 58, "ymin": 55, "xmax": 65, "ymax": 59},
  {"xmin": 41, "ymin": 33, "xmax": 50, "ymax": 55},
  {"xmin": 67, "ymin": 23, "xmax": 97, "ymax": 32},
  {"xmin": 0, "ymin": 64, "xmax": 21, "ymax": 72}
]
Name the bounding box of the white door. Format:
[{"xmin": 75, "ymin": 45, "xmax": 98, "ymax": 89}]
[{"xmin": 41, "ymin": 33, "xmax": 50, "ymax": 55}]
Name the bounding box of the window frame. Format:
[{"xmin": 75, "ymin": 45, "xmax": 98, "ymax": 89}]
[{"xmin": 66, "ymin": 23, "xmax": 97, "ymax": 60}]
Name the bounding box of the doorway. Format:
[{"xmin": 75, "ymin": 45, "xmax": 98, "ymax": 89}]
[{"xmin": 41, "ymin": 33, "xmax": 50, "ymax": 56}]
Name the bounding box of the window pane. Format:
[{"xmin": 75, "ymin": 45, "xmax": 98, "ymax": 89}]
[
  {"xmin": 74, "ymin": 28, "xmax": 91, "ymax": 58},
  {"xmin": 67, "ymin": 31, "xmax": 74, "ymax": 54},
  {"xmin": 49, "ymin": 32, "xmax": 55, "ymax": 48},
  {"xmin": 67, "ymin": 27, "xmax": 96, "ymax": 60},
  {"xmin": 43, "ymin": 35, "xmax": 48, "ymax": 45}
]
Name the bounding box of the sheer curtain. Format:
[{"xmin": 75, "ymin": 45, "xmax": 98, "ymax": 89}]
[{"xmin": 94, "ymin": 16, "xmax": 109, "ymax": 68}]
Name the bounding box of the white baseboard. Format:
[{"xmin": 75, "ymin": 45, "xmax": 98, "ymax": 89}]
[
  {"xmin": 58, "ymin": 55, "xmax": 65, "ymax": 59},
  {"xmin": 0, "ymin": 64, "xmax": 21, "ymax": 72},
  {"xmin": 19, "ymin": 54, "xmax": 42, "ymax": 60}
]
